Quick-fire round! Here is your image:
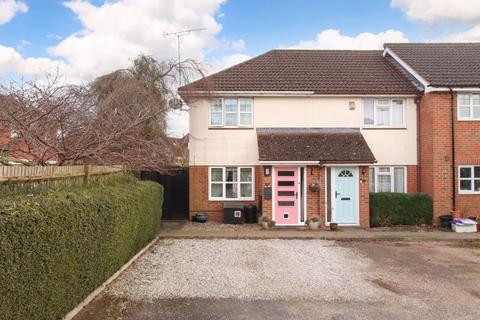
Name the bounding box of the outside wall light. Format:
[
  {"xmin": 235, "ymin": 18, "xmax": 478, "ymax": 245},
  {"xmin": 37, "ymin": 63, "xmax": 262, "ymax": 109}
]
[{"xmin": 264, "ymin": 166, "xmax": 272, "ymax": 177}]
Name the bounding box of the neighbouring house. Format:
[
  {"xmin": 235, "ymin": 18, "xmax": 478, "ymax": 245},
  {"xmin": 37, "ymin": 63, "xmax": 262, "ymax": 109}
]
[{"xmin": 179, "ymin": 43, "xmax": 480, "ymax": 226}]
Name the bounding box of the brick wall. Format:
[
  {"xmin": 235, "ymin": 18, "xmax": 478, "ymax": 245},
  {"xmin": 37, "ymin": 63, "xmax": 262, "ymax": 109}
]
[
  {"xmin": 191, "ymin": 165, "xmax": 370, "ymax": 227},
  {"xmin": 419, "ymin": 92, "xmax": 480, "ymax": 221},
  {"xmin": 189, "ymin": 166, "xmax": 263, "ymax": 222},
  {"xmin": 407, "ymin": 165, "xmax": 418, "ymax": 192}
]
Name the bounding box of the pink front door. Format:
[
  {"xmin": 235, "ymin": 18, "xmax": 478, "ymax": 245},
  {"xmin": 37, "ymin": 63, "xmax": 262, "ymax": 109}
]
[{"xmin": 274, "ymin": 167, "xmax": 299, "ymax": 225}]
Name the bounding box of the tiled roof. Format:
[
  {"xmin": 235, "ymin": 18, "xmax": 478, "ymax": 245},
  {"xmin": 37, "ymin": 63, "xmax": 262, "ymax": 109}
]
[
  {"xmin": 180, "ymin": 50, "xmax": 419, "ymax": 95},
  {"xmin": 385, "ymin": 43, "xmax": 480, "ymax": 87},
  {"xmin": 256, "ymin": 128, "xmax": 376, "ymax": 163}
]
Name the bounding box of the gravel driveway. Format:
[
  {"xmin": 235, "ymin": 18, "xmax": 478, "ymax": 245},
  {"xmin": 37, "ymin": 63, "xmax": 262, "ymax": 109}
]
[{"xmin": 74, "ymin": 239, "xmax": 480, "ymax": 320}]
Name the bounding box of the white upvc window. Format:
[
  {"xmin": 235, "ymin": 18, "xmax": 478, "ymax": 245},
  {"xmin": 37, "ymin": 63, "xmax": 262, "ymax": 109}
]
[
  {"xmin": 363, "ymin": 99, "xmax": 406, "ymax": 128},
  {"xmin": 209, "ymin": 166, "xmax": 255, "ymax": 200},
  {"xmin": 459, "ymin": 165, "xmax": 480, "ymax": 194},
  {"xmin": 458, "ymin": 93, "xmax": 480, "ymax": 120},
  {"xmin": 369, "ymin": 166, "xmax": 407, "ymax": 193},
  {"xmin": 209, "ymin": 98, "xmax": 254, "ymax": 127}
]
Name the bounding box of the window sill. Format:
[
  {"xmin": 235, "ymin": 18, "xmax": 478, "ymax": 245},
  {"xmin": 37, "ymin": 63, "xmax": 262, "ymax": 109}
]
[
  {"xmin": 457, "ymin": 118, "xmax": 480, "ymax": 122},
  {"xmin": 208, "ymin": 198, "xmax": 255, "ymax": 201},
  {"xmin": 458, "ymin": 192, "xmax": 480, "ymax": 195},
  {"xmin": 208, "ymin": 127, "xmax": 254, "ymax": 130},
  {"xmin": 362, "ymin": 127, "xmax": 407, "ymax": 130}
]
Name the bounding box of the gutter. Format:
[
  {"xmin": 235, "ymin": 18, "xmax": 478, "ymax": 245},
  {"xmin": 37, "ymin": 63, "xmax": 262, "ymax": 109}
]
[{"xmin": 449, "ymin": 88, "xmax": 457, "ymax": 212}]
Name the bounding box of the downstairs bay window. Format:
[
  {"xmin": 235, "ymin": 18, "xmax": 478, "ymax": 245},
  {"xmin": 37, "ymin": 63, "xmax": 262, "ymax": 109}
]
[
  {"xmin": 459, "ymin": 166, "xmax": 480, "ymax": 194},
  {"xmin": 369, "ymin": 166, "xmax": 407, "ymax": 193},
  {"xmin": 209, "ymin": 167, "xmax": 254, "ymax": 200}
]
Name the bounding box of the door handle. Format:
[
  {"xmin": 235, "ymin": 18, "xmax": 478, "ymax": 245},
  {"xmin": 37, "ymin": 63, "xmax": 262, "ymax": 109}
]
[
  {"xmin": 295, "ymin": 192, "xmax": 298, "ymax": 199},
  {"xmin": 335, "ymin": 191, "xmax": 339, "ymax": 198}
]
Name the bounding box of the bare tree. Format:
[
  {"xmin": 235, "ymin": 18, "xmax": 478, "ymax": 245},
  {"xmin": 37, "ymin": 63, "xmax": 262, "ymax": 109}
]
[{"xmin": 0, "ymin": 55, "xmax": 204, "ymax": 172}]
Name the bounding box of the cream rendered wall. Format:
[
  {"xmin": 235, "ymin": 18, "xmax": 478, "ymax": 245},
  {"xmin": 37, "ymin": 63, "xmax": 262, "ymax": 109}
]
[{"xmin": 189, "ymin": 96, "xmax": 418, "ymax": 166}]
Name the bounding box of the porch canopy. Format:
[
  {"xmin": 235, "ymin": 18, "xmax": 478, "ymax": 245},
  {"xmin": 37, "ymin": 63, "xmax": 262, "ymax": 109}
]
[{"xmin": 256, "ymin": 128, "xmax": 376, "ymax": 164}]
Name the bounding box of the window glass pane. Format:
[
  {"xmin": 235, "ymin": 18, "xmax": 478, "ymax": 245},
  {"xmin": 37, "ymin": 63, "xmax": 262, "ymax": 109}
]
[
  {"xmin": 475, "ymin": 180, "xmax": 480, "ymax": 192},
  {"xmin": 378, "ymin": 167, "xmax": 390, "ymax": 173},
  {"xmin": 459, "ymin": 105, "xmax": 471, "ymax": 118},
  {"xmin": 460, "ymin": 167, "xmax": 472, "ymax": 178},
  {"xmin": 377, "ymin": 175, "xmax": 392, "ymax": 192},
  {"xmin": 225, "ymin": 113, "xmax": 237, "ymax": 126},
  {"xmin": 240, "ymin": 168, "xmax": 252, "ymax": 182},
  {"xmin": 210, "ymin": 112, "xmax": 222, "ymax": 125},
  {"xmin": 239, "ymin": 99, "xmax": 252, "ymax": 112},
  {"xmin": 459, "ymin": 94, "xmax": 470, "ymax": 105},
  {"xmin": 240, "ymin": 183, "xmax": 252, "ymax": 198},
  {"xmin": 224, "ymin": 99, "xmax": 238, "ymax": 112},
  {"xmin": 369, "ymin": 168, "xmax": 375, "ymax": 192},
  {"xmin": 226, "ymin": 167, "xmax": 238, "ymax": 182},
  {"xmin": 211, "ymin": 168, "xmax": 223, "ymax": 182},
  {"xmin": 460, "ymin": 180, "xmax": 472, "ymax": 191},
  {"xmin": 210, "ymin": 99, "xmax": 222, "ymax": 112},
  {"xmin": 211, "ymin": 183, "xmax": 223, "ymax": 197},
  {"xmin": 377, "ymin": 99, "xmax": 390, "ymax": 106},
  {"xmin": 363, "ymin": 99, "xmax": 374, "ymax": 125},
  {"xmin": 240, "ymin": 113, "xmax": 252, "ymax": 126},
  {"xmin": 376, "ymin": 106, "xmax": 391, "ymax": 126},
  {"xmin": 472, "ymin": 94, "xmax": 480, "ymax": 105},
  {"xmin": 475, "ymin": 167, "xmax": 480, "ymax": 178},
  {"xmin": 225, "ymin": 183, "xmax": 238, "ymax": 198},
  {"xmin": 394, "ymin": 168, "xmax": 405, "ymax": 192},
  {"xmin": 392, "ymin": 100, "xmax": 404, "ymax": 126},
  {"xmin": 473, "ymin": 106, "xmax": 480, "ymax": 119}
]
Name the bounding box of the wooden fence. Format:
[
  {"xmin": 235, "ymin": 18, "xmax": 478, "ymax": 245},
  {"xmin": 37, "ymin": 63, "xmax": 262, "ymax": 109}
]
[{"xmin": 0, "ymin": 165, "xmax": 125, "ymax": 191}]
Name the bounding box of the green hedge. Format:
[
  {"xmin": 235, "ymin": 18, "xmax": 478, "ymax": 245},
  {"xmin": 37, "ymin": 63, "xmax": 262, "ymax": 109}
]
[
  {"xmin": 0, "ymin": 177, "xmax": 163, "ymax": 320},
  {"xmin": 370, "ymin": 192, "xmax": 433, "ymax": 227}
]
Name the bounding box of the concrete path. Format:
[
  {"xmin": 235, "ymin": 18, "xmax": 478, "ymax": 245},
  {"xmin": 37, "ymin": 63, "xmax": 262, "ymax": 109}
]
[{"xmin": 159, "ymin": 221, "xmax": 480, "ymax": 242}]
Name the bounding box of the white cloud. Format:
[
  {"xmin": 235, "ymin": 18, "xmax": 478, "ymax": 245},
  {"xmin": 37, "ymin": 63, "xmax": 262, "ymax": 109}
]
[
  {"xmin": 0, "ymin": 45, "xmax": 66, "ymax": 76},
  {"xmin": 441, "ymin": 25, "xmax": 480, "ymax": 42},
  {"xmin": 391, "ymin": 0, "xmax": 480, "ymax": 25},
  {"xmin": 291, "ymin": 29, "xmax": 409, "ymax": 50},
  {"xmin": 230, "ymin": 39, "xmax": 246, "ymax": 51},
  {"xmin": 206, "ymin": 53, "xmax": 251, "ymax": 73},
  {"xmin": 0, "ymin": 0, "xmax": 27, "ymax": 25}
]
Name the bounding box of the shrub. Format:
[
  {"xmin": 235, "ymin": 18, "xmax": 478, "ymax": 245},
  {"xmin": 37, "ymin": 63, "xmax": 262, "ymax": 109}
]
[
  {"xmin": 0, "ymin": 177, "xmax": 163, "ymax": 320},
  {"xmin": 370, "ymin": 192, "xmax": 433, "ymax": 227}
]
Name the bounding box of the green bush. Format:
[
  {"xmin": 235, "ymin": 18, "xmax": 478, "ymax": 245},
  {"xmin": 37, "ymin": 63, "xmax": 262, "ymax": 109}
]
[
  {"xmin": 370, "ymin": 192, "xmax": 433, "ymax": 227},
  {"xmin": 0, "ymin": 177, "xmax": 163, "ymax": 320}
]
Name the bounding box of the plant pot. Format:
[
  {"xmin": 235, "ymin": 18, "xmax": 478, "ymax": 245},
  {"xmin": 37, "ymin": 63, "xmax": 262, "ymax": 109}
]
[
  {"xmin": 451, "ymin": 210, "xmax": 461, "ymax": 219},
  {"xmin": 309, "ymin": 221, "xmax": 321, "ymax": 230},
  {"xmin": 330, "ymin": 223, "xmax": 338, "ymax": 231},
  {"xmin": 193, "ymin": 214, "xmax": 208, "ymax": 223}
]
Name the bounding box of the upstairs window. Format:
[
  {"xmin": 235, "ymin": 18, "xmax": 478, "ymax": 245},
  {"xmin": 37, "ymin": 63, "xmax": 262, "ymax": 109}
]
[
  {"xmin": 209, "ymin": 98, "xmax": 253, "ymax": 127},
  {"xmin": 363, "ymin": 99, "xmax": 405, "ymax": 128},
  {"xmin": 458, "ymin": 94, "xmax": 480, "ymax": 120}
]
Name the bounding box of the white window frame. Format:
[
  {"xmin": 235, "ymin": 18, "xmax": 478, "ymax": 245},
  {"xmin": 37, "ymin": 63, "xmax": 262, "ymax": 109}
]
[
  {"xmin": 208, "ymin": 98, "xmax": 254, "ymax": 128},
  {"xmin": 458, "ymin": 93, "xmax": 480, "ymax": 121},
  {"xmin": 458, "ymin": 165, "xmax": 480, "ymax": 194},
  {"xmin": 208, "ymin": 166, "xmax": 255, "ymax": 201},
  {"xmin": 363, "ymin": 98, "xmax": 406, "ymax": 128},
  {"xmin": 369, "ymin": 166, "xmax": 407, "ymax": 193}
]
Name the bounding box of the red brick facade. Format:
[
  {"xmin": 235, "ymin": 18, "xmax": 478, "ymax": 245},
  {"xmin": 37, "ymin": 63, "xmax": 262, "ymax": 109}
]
[
  {"xmin": 190, "ymin": 165, "xmax": 371, "ymax": 227},
  {"xmin": 419, "ymin": 92, "xmax": 480, "ymax": 221}
]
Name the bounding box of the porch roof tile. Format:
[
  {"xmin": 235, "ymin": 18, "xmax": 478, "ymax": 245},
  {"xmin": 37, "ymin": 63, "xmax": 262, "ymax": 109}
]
[{"xmin": 256, "ymin": 128, "xmax": 376, "ymax": 163}]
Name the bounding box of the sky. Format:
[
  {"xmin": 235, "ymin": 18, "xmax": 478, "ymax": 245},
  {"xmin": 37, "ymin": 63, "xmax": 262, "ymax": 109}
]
[{"xmin": 1, "ymin": 0, "xmax": 480, "ymax": 136}]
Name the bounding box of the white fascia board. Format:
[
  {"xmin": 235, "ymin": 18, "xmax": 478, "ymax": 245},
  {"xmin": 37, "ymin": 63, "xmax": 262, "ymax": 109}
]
[
  {"xmin": 425, "ymin": 87, "xmax": 480, "ymax": 93},
  {"xmin": 186, "ymin": 91, "xmax": 418, "ymax": 97},
  {"xmin": 383, "ymin": 47, "xmax": 430, "ymax": 88},
  {"xmin": 259, "ymin": 161, "xmax": 319, "ymax": 165}
]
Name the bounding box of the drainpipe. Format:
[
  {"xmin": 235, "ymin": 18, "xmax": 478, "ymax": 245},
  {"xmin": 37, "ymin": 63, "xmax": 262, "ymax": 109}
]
[
  {"xmin": 415, "ymin": 96, "xmax": 421, "ymax": 192},
  {"xmin": 449, "ymin": 88, "xmax": 457, "ymax": 212}
]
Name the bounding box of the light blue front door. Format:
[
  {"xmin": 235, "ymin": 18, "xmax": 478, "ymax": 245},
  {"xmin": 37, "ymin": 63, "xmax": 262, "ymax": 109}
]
[{"xmin": 334, "ymin": 167, "xmax": 358, "ymax": 224}]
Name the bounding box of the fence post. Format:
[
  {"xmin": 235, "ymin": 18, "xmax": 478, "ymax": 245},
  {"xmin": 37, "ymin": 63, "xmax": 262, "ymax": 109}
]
[{"xmin": 83, "ymin": 165, "xmax": 90, "ymax": 185}]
